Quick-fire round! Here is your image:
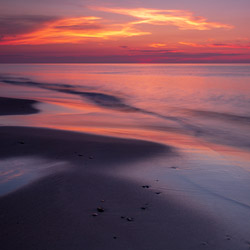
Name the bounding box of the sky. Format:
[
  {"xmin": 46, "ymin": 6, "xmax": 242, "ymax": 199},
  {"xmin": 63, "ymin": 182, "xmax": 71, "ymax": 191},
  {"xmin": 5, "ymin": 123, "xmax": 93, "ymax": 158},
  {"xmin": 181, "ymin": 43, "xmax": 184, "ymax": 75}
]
[{"xmin": 0, "ymin": 0, "xmax": 250, "ymax": 63}]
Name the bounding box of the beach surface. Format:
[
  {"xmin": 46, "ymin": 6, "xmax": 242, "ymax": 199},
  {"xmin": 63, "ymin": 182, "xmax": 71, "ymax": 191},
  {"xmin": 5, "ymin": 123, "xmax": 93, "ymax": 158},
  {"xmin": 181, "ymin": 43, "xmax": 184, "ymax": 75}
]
[
  {"xmin": 0, "ymin": 125, "xmax": 239, "ymax": 250},
  {"xmin": 1, "ymin": 64, "xmax": 250, "ymax": 250},
  {"xmin": 0, "ymin": 97, "xmax": 39, "ymax": 116}
]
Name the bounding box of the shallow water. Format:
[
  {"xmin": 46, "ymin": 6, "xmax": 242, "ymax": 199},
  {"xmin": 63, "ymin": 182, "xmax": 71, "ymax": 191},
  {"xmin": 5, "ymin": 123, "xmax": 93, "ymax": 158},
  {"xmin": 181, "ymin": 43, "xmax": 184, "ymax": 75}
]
[
  {"xmin": 1, "ymin": 63, "xmax": 250, "ymax": 178},
  {"xmin": 1, "ymin": 64, "xmax": 250, "ymax": 147},
  {"xmin": 1, "ymin": 64, "xmax": 250, "ymax": 245}
]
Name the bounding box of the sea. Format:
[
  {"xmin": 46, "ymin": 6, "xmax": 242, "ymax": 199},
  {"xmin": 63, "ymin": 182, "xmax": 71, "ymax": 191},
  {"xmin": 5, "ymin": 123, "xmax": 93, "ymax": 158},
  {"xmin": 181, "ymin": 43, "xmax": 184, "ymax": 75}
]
[{"xmin": 1, "ymin": 63, "xmax": 250, "ymax": 242}]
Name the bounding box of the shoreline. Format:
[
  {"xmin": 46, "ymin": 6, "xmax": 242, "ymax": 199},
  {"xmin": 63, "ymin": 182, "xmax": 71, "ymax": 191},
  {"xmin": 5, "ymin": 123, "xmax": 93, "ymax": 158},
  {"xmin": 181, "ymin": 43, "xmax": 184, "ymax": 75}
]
[{"xmin": 0, "ymin": 125, "xmax": 235, "ymax": 250}]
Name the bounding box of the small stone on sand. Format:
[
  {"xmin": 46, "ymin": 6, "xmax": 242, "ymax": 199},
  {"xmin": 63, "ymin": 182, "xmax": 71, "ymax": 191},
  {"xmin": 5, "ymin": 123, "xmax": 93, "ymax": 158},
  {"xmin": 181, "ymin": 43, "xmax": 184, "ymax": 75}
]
[
  {"xmin": 92, "ymin": 213, "xmax": 98, "ymax": 217},
  {"xmin": 126, "ymin": 217, "xmax": 134, "ymax": 222},
  {"xmin": 97, "ymin": 207, "xmax": 105, "ymax": 212}
]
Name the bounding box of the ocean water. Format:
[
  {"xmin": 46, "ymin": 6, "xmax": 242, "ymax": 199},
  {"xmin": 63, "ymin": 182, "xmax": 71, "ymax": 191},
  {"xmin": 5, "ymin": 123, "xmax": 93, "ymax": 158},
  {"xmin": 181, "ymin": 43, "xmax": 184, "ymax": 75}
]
[
  {"xmin": 1, "ymin": 63, "xmax": 250, "ymax": 181},
  {"xmin": 1, "ymin": 64, "xmax": 250, "ymax": 243},
  {"xmin": 1, "ymin": 63, "xmax": 250, "ymax": 148}
]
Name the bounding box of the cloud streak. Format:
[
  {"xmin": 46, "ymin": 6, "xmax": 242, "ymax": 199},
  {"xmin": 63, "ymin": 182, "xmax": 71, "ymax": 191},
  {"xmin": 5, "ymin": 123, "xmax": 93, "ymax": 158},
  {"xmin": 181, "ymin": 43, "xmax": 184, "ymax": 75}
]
[
  {"xmin": 179, "ymin": 41, "xmax": 250, "ymax": 49},
  {"xmin": 0, "ymin": 16, "xmax": 149, "ymax": 45},
  {"xmin": 0, "ymin": 7, "xmax": 233, "ymax": 45},
  {"xmin": 0, "ymin": 50, "xmax": 248, "ymax": 63},
  {"xmin": 96, "ymin": 7, "xmax": 233, "ymax": 30}
]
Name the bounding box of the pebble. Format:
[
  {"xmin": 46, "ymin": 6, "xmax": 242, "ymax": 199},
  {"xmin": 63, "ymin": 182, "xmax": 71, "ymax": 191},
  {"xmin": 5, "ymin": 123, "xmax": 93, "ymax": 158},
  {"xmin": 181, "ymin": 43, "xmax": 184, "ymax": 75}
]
[
  {"xmin": 92, "ymin": 213, "xmax": 98, "ymax": 217},
  {"xmin": 171, "ymin": 166, "xmax": 177, "ymax": 169},
  {"xmin": 97, "ymin": 207, "xmax": 105, "ymax": 212},
  {"xmin": 142, "ymin": 185, "xmax": 150, "ymax": 188},
  {"xmin": 126, "ymin": 217, "xmax": 134, "ymax": 222}
]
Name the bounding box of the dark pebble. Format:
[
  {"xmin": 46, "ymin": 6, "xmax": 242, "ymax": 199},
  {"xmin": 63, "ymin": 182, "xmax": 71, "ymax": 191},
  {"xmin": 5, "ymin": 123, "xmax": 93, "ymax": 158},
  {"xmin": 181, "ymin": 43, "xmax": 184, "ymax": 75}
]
[
  {"xmin": 97, "ymin": 207, "xmax": 105, "ymax": 212},
  {"xmin": 92, "ymin": 213, "xmax": 98, "ymax": 217},
  {"xmin": 142, "ymin": 185, "xmax": 150, "ymax": 188},
  {"xmin": 126, "ymin": 217, "xmax": 134, "ymax": 222}
]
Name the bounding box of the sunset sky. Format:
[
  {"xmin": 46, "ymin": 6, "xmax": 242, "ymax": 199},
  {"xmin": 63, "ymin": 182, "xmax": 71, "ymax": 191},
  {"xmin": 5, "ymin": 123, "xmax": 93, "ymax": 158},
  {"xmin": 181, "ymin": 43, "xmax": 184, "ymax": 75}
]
[{"xmin": 1, "ymin": 0, "xmax": 250, "ymax": 63}]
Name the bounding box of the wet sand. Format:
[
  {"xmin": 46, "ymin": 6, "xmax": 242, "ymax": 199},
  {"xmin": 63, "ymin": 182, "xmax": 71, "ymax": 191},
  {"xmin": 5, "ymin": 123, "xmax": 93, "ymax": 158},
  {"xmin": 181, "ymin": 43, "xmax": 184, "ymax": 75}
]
[
  {"xmin": 0, "ymin": 97, "xmax": 39, "ymax": 116},
  {"xmin": 0, "ymin": 125, "xmax": 239, "ymax": 250}
]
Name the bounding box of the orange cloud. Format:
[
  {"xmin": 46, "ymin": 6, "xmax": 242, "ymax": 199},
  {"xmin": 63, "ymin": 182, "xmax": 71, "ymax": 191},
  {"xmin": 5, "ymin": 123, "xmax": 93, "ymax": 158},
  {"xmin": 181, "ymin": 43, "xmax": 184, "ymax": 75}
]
[
  {"xmin": 0, "ymin": 16, "xmax": 149, "ymax": 45},
  {"xmin": 149, "ymin": 43, "xmax": 168, "ymax": 48},
  {"xmin": 96, "ymin": 7, "xmax": 233, "ymax": 30},
  {"xmin": 0, "ymin": 7, "xmax": 234, "ymax": 46},
  {"xmin": 179, "ymin": 42, "xmax": 205, "ymax": 47},
  {"xmin": 179, "ymin": 41, "xmax": 250, "ymax": 49},
  {"xmin": 211, "ymin": 43, "xmax": 250, "ymax": 49}
]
